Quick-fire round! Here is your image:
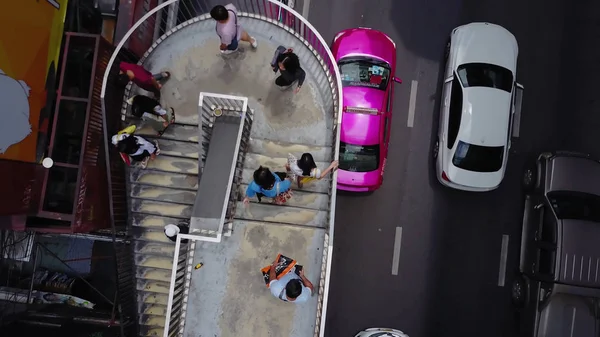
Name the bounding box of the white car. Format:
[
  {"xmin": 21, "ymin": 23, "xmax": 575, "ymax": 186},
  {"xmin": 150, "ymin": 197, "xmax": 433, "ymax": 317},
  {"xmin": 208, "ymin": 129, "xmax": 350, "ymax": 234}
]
[
  {"xmin": 355, "ymin": 328, "xmax": 409, "ymax": 337},
  {"xmin": 434, "ymin": 22, "xmax": 524, "ymax": 192}
]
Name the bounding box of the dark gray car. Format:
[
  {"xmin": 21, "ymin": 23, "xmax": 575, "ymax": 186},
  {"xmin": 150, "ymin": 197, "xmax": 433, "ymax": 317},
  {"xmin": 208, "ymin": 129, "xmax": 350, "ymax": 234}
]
[{"xmin": 513, "ymin": 151, "xmax": 600, "ymax": 337}]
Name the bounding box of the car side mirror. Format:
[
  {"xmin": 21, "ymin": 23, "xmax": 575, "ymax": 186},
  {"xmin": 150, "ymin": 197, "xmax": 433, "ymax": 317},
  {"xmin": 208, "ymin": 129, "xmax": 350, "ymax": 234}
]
[
  {"xmin": 534, "ymin": 203, "xmax": 544, "ymax": 210},
  {"xmin": 444, "ymin": 76, "xmax": 453, "ymax": 84},
  {"xmin": 392, "ymin": 76, "xmax": 402, "ymax": 84}
]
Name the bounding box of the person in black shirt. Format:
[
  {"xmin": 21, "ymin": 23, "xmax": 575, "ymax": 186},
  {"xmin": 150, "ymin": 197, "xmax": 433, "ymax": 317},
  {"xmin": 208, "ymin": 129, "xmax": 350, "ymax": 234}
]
[
  {"xmin": 272, "ymin": 48, "xmax": 306, "ymax": 93},
  {"xmin": 113, "ymin": 133, "xmax": 160, "ymax": 169},
  {"xmin": 127, "ymin": 95, "xmax": 175, "ymax": 128}
]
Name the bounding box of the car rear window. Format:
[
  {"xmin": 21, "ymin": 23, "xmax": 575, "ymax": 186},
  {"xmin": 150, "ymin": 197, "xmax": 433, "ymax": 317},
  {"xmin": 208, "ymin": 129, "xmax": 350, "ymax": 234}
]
[
  {"xmin": 457, "ymin": 62, "xmax": 514, "ymax": 93},
  {"xmin": 452, "ymin": 141, "xmax": 504, "ymax": 172},
  {"xmin": 339, "ymin": 142, "xmax": 380, "ymax": 172},
  {"xmin": 547, "ymin": 191, "xmax": 600, "ymax": 222},
  {"xmin": 338, "ymin": 57, "xmax": 390, "ymax": 91}
]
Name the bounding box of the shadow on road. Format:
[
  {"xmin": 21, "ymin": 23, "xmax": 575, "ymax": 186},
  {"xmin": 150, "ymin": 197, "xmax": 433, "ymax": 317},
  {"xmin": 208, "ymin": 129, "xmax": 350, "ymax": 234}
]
[{"xmin": 388, "ymin": 0, "xmax": 463, "ymax": 62}]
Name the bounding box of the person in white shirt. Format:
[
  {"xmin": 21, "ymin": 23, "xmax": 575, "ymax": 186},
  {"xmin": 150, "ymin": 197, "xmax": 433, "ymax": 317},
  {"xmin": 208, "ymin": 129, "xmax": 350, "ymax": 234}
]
[
  {"xmin": 268, "ymin": 257, "xmax": 314, "ymax": 303},
  {"xmin": 286, "ymin": 153, "xmax": 339, "ymax": 188}
]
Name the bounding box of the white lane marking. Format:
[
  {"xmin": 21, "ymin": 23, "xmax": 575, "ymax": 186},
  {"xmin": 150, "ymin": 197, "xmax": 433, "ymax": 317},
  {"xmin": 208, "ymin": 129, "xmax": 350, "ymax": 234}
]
[
  {"xmin": 391, "ymin": 227, "xmax": 403, "ymax": 276},
  {"xmin": 407, "ymin": 80, "xmax": 418, "ymax": 127},
  {"xmin": 498, "ymin": 234, "xmax": 510, "ymax": 286},
  {"xmin": 302, "ymin": 0, "xmax": 310, "ymax": 18}
]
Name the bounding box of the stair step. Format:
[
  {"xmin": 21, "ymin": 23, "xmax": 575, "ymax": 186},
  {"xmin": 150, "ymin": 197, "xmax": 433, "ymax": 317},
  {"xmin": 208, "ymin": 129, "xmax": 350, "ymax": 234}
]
[
  {"xmin": 139, "ymin": 314, "xmax": 166, "ymax": 328},
  {"xmin": 139, "ymin": 325, "xmax": 164, "ymax": 337},
  {"xmin": 234, "ymin": 201, "xmax": 328, "ymax": 228},
  {"xmin": 153, "ymin": 139, "xmax": 200, "ymax": 159},
  {"xmin": 140, "ymin": 303, "xmax": 168, "ymax": 316},
  {"xmin": 136, "ymin": 267, "xmax": 179, "ymax": 282},
  {"xmin": 248, "ymin": 137, "xmax": 332, "ymax": 161},
  {"xmin": 136, "ymin": 279, "xmax": 172, "ymax": 294},
  {"xmin": 131, "ymin": 199, "xmax": 193, "ymax": 218},
  {"xmin": 138, "ymin": 292, "xmax": 169, "ymax": 306},
  {"xmin": 135, "ymin": 254, "xmax": 177, "ymax": 269},
  {"xmin": 238, "ymin": 184, "xmax": 328, "ymax": 210},
  {"xmin": 132, "ymin": 227, "xmax": 174, "ymax": 244},
  {"xmin": 145, "ymin": 155, "xmax": 199, "ymax": 175},
  {"xmin": 241, "ymin": 168, "xmax": 330, "ymax": 194},
  {"xmin": 130, "ymin": 170, "xmax": 198, "ymax": 190},
  {"xmin": 131, "ymin": 184, "xmax": 196, "ymax": 205},
  {"xmin": 135, "ymin": 123, "xmax": 199, "ymax": 143},
  {"xmin": 245, "ymin": 153, "xmax": 329, "ymax": 172},
  {"xmin": 132, "ymin": 213, "xmax": 188, "ymax": 229},
  {"xmin": 134, "ymin": 241, "xmax": 176, "ymax": 257}
]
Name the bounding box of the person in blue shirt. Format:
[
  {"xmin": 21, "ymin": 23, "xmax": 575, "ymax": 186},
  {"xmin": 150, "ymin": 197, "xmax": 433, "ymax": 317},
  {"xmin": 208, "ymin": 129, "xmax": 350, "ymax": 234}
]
[{"xmin": 243, "ymin": 166, "xmax": 292, "ymax": 205}]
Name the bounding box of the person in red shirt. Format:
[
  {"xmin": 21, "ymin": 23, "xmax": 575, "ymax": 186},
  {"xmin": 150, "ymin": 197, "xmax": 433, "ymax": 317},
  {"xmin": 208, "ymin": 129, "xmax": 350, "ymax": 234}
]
[{"xmin": 118, "ymin": 62, "xmax": 170, "ymax": 99}]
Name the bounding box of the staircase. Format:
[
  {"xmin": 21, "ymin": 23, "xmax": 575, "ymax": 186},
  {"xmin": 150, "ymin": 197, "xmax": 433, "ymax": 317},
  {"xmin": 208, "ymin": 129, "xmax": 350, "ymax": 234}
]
[
  {"xmin": 234, "ymin": 137, "xmax": 333, "ymax": 229},
  {"xmin": 126, "ymin": 121, "xmax": 200, "ymax": 336}
]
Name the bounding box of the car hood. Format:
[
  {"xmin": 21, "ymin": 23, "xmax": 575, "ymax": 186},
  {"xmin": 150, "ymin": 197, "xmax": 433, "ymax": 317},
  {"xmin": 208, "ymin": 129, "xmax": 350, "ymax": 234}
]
[
  {"xmin": 334, "ymin": 28, "xmax": 396, "ymax": 64},
  {"xmin": 445, "ymin": 162, "xmax": 504, "ymax": 189},
  {"xmin": 547, "ymin": 155, "xmax": 600, "ymax": 194},
  {"xmin": 343, "ymin": 86, "xmax": 386, "ymax": 111},
  {"xmin": 452, "ymin": 22, "xmax": 518, "ymax": 72},
  {"xmin": 337, "ymin": 169, "xmax": 381, "ymax": 188}
]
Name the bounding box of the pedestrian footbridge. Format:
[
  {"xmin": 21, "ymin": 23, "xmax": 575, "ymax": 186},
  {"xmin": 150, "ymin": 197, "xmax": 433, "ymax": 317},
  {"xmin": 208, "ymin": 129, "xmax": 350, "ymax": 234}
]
[{"xmin": 101, "ymin": 1, "xmax": 341, "ymax": 336}]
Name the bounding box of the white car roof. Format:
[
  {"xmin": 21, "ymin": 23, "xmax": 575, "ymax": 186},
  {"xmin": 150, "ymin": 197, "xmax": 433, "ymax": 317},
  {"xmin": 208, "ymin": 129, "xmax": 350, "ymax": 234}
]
[
  {"xmin": 458, "ymin": 87, "xmax": 512, "ymax": 147},
  {"xmin": 453, "ymin": 22, "xmax": 518, "ymax": 72}
]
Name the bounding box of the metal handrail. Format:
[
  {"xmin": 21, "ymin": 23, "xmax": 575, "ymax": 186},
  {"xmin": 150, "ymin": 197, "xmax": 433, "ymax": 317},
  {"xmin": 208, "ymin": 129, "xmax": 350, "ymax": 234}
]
[{"xmin": 100, "ymin": 1, "xmax": 343, "ymax": 336}]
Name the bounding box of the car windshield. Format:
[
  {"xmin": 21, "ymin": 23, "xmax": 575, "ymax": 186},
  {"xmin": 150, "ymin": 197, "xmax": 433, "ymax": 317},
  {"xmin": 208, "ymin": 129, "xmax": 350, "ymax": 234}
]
[
  {"xmin": 457, "ymin": 62, "xmax": 514, "ymax": 93},
  {"xmin": 339, "ymin": 142, "xmax": 380, "ymax": 172},
  {"xmin": 339, "ymin": 57, "xmax": 390, "ymax": 91},
  {"xmin": 452, "ymin": 141, "xmax": 504, "ymax": 172},
  {"xmin": 547, "ymin": 191, "xmax": 600, "ymax": 222}
]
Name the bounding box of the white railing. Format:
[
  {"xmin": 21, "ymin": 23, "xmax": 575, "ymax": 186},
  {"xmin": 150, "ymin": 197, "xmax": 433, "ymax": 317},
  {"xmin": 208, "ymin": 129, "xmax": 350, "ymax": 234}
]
[
  {"xmin": 164, "ymin": 233, "xmax": 196, "ymax": 337},
  {"xmin": 193, "ymin": 92, "xmax": 251, "ymax": 243},
  {"xmin": 99, "ymin": 1, "xmax": 342, "ymax": 336}
]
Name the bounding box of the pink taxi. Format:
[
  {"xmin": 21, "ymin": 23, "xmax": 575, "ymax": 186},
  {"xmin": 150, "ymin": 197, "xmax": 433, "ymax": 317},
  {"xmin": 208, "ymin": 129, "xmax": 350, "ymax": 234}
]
[{"xmin": 331, "ymin": 28, "xmax": 402, "ymax": 192}]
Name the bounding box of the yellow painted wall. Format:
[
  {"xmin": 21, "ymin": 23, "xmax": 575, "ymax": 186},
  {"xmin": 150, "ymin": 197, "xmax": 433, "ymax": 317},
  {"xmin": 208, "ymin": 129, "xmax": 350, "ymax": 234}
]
[{"xmin": 0, "ymin": 0, "xmax": 68, "ymax": 162}]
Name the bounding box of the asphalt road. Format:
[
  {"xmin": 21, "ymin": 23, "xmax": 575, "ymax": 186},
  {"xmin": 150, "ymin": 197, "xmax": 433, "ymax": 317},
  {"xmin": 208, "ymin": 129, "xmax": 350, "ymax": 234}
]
[{"xmin": 300, "ymin": 0, "xmax": 600, "ymax": 336}]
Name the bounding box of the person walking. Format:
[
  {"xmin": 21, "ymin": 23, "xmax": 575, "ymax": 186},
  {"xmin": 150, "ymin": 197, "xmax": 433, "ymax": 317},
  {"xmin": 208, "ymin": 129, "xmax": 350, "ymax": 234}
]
[
  {"xmin": 118, "ymin": 61, "xmax": 170, "ymax": 99},
  {"xmin": 272, "ymin": 48, "xmax": 305, "ymax": 93},
  {"xmin": 210, "ymin": 4, "xmax": 258, "ymax": 54},
  {"xmin": 268, "ymin": 257, "xmax": 314, "ymax": 303},
  {"xmin": 164, "ymin": 223, "xmax": 190, "ymax": 243},
  {"xmin": 243, "ymin": 166, "xmax": 292, "ymax": 205},
  {"xmin": 112, "ymin": 133, "xmax": 160, "ymax": 169},
  {"xmin": 127, "ymin": 94, "xmax": 175, "ymax": 128},
  {"xmin": 286, "ymin": 153, "xmax": 338, "ymax": 188}
]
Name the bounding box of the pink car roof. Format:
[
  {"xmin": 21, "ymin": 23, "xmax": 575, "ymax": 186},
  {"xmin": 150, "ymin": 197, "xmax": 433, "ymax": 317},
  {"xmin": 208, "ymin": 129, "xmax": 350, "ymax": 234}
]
[
  {"xmin": 340, "ymin": 86, "xmax": 385, "ymax": 145},
  {"xmin": 343, "ymin": 86, "xmax": 386, "ymax": 111},
  {"xmin": 332, "ymin": 28, "xmax": 396, "ymax": 65},
  {"xmin": 340, "ymin": 112, "xmax": 381, "ymax": 145}
]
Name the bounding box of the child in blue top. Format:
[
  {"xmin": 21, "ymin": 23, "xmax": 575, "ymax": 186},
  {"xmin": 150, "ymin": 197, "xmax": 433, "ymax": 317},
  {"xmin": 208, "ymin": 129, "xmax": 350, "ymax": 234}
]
[{"xmin": 243, "ymin": 166, "xmax": 292, "ymax": 205}]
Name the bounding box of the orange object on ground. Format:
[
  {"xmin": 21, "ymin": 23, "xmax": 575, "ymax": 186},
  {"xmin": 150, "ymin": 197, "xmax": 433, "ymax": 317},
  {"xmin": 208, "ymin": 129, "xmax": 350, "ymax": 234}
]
[{"xmin": 261, "ymin": 254, "xmax": 296, "ymax": 288}]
